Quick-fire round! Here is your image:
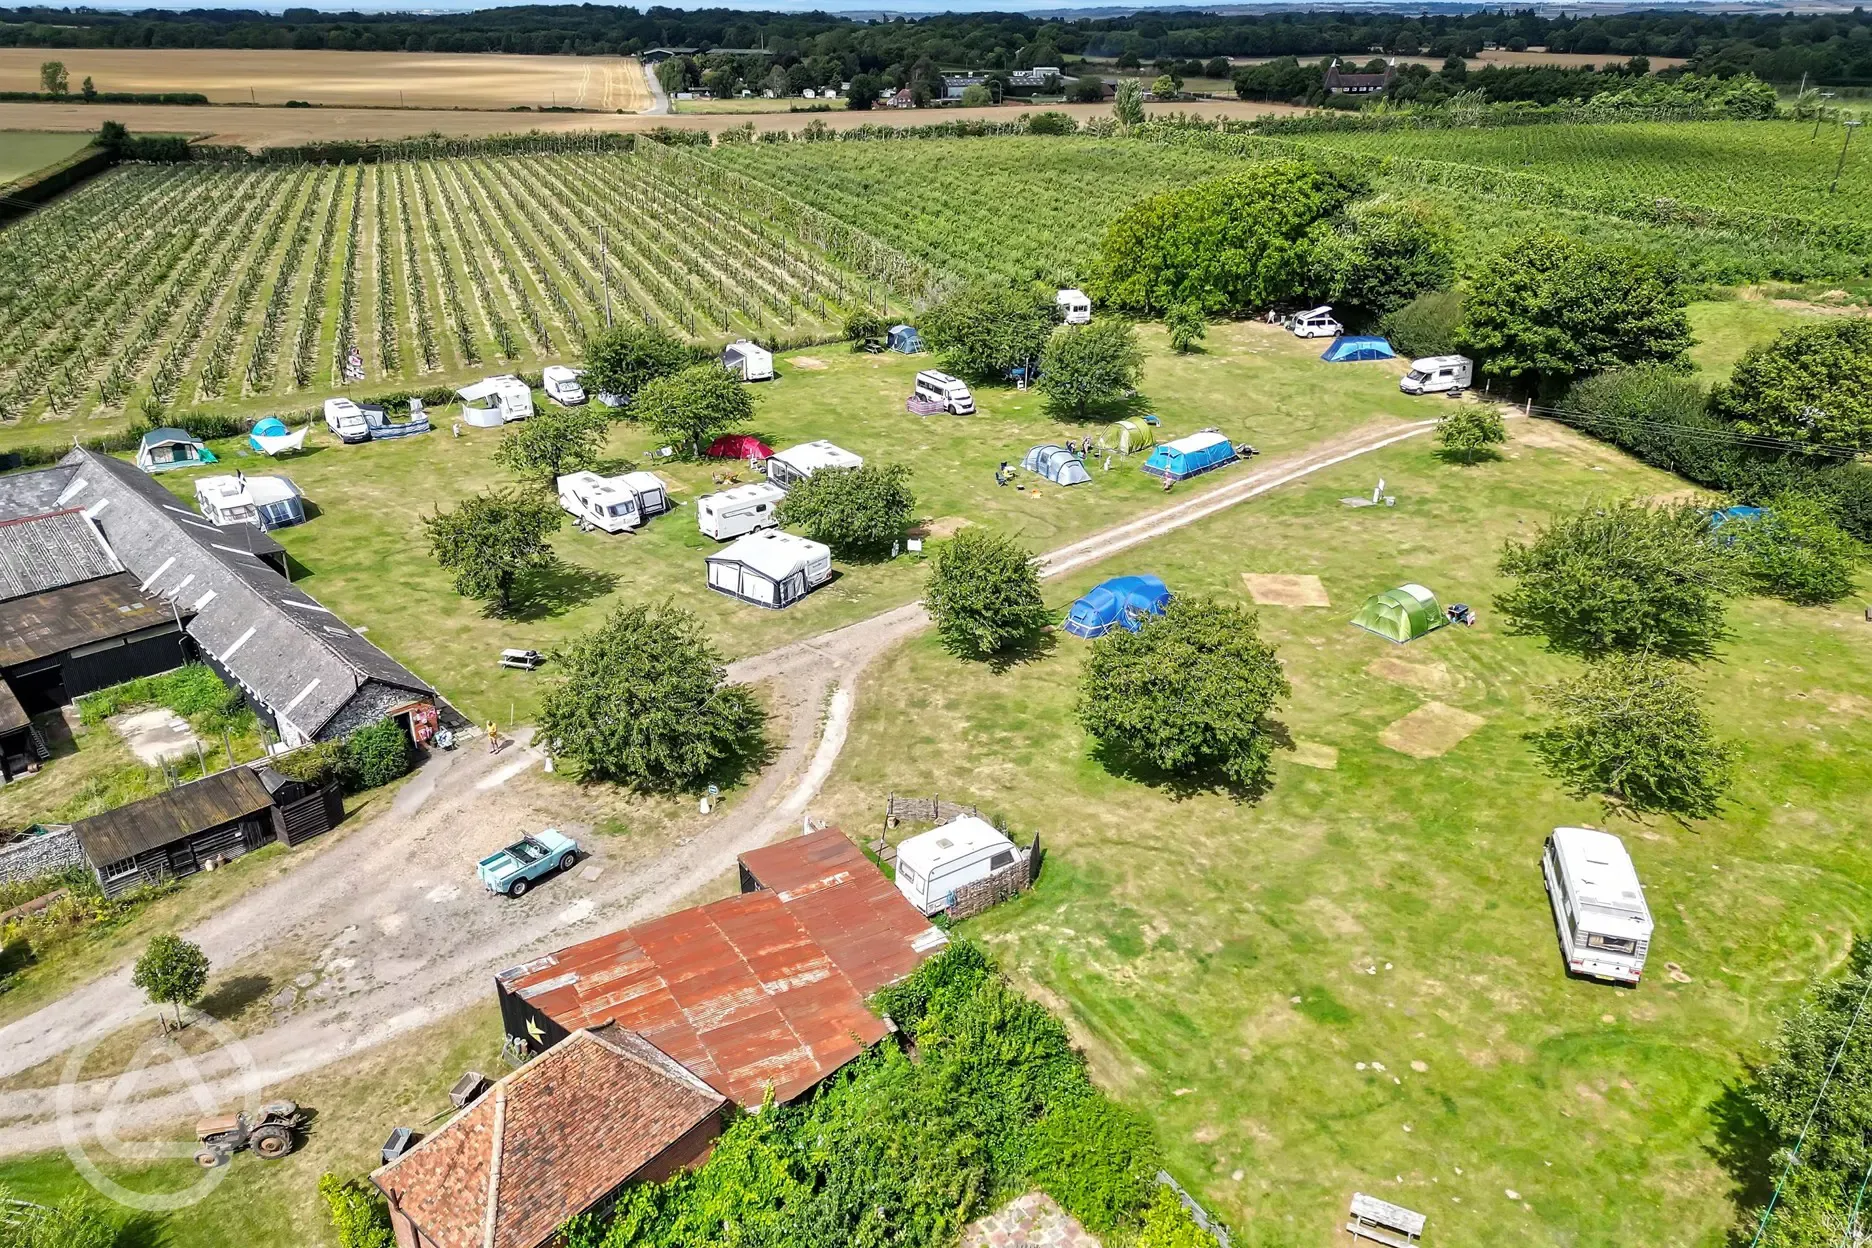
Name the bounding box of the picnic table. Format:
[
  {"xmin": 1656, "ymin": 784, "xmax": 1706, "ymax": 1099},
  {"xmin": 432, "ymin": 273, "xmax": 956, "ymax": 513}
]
[{"xmin": 1347, "ymin": 1193, "xmax": 1425, "ymax": 1247}]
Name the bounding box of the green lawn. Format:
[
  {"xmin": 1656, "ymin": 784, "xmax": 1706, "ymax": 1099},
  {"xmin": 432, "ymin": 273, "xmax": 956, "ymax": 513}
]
[
  {"xmin": 0, "ymin": 131, "xmax": 92, "ymax": 184},
  {"xmin": 811, "ymin": 423, "xmax": 1871, "ymax": 1247},
  {"xmin": 1686, "ymin": 295, "xmax": 1863, "ymax": 381}
]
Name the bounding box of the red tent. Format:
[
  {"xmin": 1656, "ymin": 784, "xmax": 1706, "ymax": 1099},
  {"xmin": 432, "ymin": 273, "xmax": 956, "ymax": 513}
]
[{"xmin": 707, "ymin": 434, "xmax": 774, "ymax": 460}]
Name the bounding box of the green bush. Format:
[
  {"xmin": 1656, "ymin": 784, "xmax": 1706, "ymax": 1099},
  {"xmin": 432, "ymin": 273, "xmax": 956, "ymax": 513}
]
[
  {"xmin": 1378, "ymin": 288, "xmax": 1463, "ymax": 358},
  {"xmin": 77, "ymin": 665, "xmax": 233, "ymax": 726},
  {"xmin": 1137, "ymin": 1185, "xmax": 1217, "ymax": 1248},
  {"xmin": 1729, "ymin": 492, "xmax": 1863, "ymax": 605},
  {"xmin": 271, "ymin": 740, "xmax": 348, "ymax": 788},
  {"xmin": 319, "ymin": 1174, "xmax": 395, "ymax": 1248},
  {"xmin": 343, "ymin": 719, "xmax": 414, "ymax": 792},
  {"xmin": 1026, "ymin": 1096, "xmax": 1162, "ymax": 1234}
]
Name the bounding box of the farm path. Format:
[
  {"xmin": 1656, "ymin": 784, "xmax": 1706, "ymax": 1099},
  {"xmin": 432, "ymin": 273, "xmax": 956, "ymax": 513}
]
[{"xmin": 0, "ymin": 414, "xmax": 1434, "ymax": 1155}]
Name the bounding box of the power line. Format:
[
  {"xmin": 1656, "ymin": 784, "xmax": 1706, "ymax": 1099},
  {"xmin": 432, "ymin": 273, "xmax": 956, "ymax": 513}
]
[
  {"xmin": 1838, "ymin": 1155, "xmax": 1872, "ymax": 1248},
  {"xmin": 1528, "ymin": 402, "xmax": 1864, "ymax": 462}
]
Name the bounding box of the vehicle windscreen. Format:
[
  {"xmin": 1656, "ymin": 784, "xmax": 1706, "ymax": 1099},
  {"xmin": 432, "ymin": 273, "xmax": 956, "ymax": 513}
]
[{"xmin": 1406, "ymin": 370, "xmax": 1427, "ymax": 382}]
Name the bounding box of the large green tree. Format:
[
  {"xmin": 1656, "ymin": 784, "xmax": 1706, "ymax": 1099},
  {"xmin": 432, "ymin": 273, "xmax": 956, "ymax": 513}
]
[
  {"xmin": 1710, "ymin": 318, "xmax": 1872, "ymax": 452},
  {"xmin": 1456, "ymin": 233, "xmax": 1691, "ymax": 393},
  {"xmin": 921, "ymin": 282, "xmax": 1057, "ymax": 382},
  {"xmin": 1091, "ymin": 161, "xmax": 1360, "ymax": 315},
  {"xmin": 422, "ymin": 487, "xmax": 561, "ymax": 614},
  {"xmin": 632, "ymin": 363, "xmax": 755, "ymax": 456},
  {"xmin": 581, "ymin": 323, "xmax": 691, "ymax": 407},
  {"xmin": 1529, "ymin": 653, "xmax": 1735, "ymax": 818},
  {"xmin": 1077, "ymin": 598, "xmax": 1290, "ymax": 792},
  {"xmin": 132, "ymin": 933, "xmax": 210, "ymax": 1029},
  {"xmin": 1729, "ymin": 492, "xmax": 1862, "ymax": 605},
  {"xmin": 1435, "ymin": 404, "xmax": 1506, "ymax": 464},
  {"xmin": 538, "ymin": 601, "xmax": 765, "ymax": 790},
  {"xmin": 1038, "ymin": 319, "xmax": 1144, "ymax": 418},
  {"xmin": 493, "ymin": 406, "xmax": 610, "ymax": 484},
  {"xmin": 923, "ymin": 527, "xmax": 1050, "ymax": 658},
  {"xmin": 1495, "ymin": 500, "xmax": 1734, "ymax": 657},
  {"xmin": 777, "ymin": 464, "xmax": 916, "ymax": 559},
  {"xmin": 1314, "ymin": 196, "xmax": 1457, "ymax": 318}
]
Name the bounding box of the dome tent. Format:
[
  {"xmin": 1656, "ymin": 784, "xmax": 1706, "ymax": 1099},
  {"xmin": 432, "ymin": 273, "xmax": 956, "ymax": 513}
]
[
  {"xmin": 1320, "ymin": 336, "xmax": 1397, "ymax": 363},
  {"xmin": 1064, "ymin": 575, "xmax": 1171, "ymax": 639},
  {"xmin": 1021, "ymin": 444, "xmax": 1092, "ymax": 486},
  {"xmin": 1350, "ymin": 583, "xmax": 1447, "ymax": 644}
]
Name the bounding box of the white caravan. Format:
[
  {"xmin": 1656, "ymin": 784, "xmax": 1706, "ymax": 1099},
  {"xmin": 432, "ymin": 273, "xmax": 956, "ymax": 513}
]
[
  {"xmin": 1400, "ymin": 355, "xmax": 1474, "ymax": 396},
  {"xmin": 912, "ymin": 370, "xmax": 976, "ymax": 415},
  {"xmin": 766, "ymin": 440, "xmax": 864, "ymax": 490},
  {"xmin": 322, "ymin": 398, "xmax": 372, "ymax": 444},
  {"xmin": 697, "ymin": 481, "xmax": 786, "ymax": 541},
  {"xmin": 894, "ymin": 816, "xmax": 1021, "ymax": 916},
  {"xmin": 721, "ymin": 340, "xmax": 774, "ymax": 382},
  {"xmin": 457, "ymin": 376, "xmax": 534, "ymax": 427},
  {"xmin": 1055, "ymin": 288, "xmax": 1092, "ymax": 325},
  {"xmin": 195, "ymin": 476, "xmax": 259, "ymax": 527},
  {"xmin": 1543, "ymin": 826, "xmax": 1653, "ymax": 985},
  {"xmin": 1286, "ymin": 306, "xmax": 1344, "ymax": 339},
  {"xmin": 556, "ymin": 471, "xmax": 671, "ymax": 533},
  {"xmin": 704, "ymin": 530, "xmax": 832, "ymax": 609},
  {"xmin": 542, "ymin": 365, "xmax": 588, "ymax": 406}
]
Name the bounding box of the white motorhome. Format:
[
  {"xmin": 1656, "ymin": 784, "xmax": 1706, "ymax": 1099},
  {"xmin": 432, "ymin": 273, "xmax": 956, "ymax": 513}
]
[
  {"xmin": 457, "ymin": 376, "xmax": 534, "ymax": 427},
  {"xmin": 765, "ymin": 440, "xmax": 864, "ymax": 490},
  {"xmin": 542, "ymin": 365, "xmax": 587, "ymax": 406},
  {"xmin": 1543, "ymin": 826, "xmax": 1653, "ymax": 985},
  {"xmin": 721, "ymin": 340, "xmax": 774, "ymax": 382},
  {"xmin": 912, "ymin": 370, "xmax": 975, "ymax": 415},
  {"xmin": 1286, "ymin": 306, "xmax": 1343, "ymax": 339},
  {"xmin": 894, "ymin": 816, "xmax": 1021, "ymax": 916},
  {"xmin": 556, "ymin": 471, "xmax": 670, "ymax": 533},
  {"xmin": 195, "ymin": 476, "xmax": 258, "ymax": 527},
  {"xmin": 697, "ymin": 481, "xmax": 786, "ymax": 541},
  {"xmin": 704, "ymin": 530, "xmax": 832, "ymax": 609},
  {"xmin": 1055, "ymin": 288, "xmax": 1092, "ymax": 325},
  {"xmin": 323, "ymin": 398, "xmax": 372, "ymax": 444},
  {"xmin": 1400, "ymin": 355, "xmax": 1474, "ymax": 396}
]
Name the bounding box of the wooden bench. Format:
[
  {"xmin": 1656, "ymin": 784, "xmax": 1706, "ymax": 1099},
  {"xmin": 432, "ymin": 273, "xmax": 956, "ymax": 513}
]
[{"xmin": 1346, "ymin": 1193, "xmax": 1425, "ymax": 1247}]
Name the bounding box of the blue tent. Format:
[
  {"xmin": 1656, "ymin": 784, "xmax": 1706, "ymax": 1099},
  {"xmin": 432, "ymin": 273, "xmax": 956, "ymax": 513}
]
[
  {"xmin": 1022, "ymin": 444, "xmax": 1092, "ymax": 486},
  {"xmin": 1141, "ymin": 430, "xmax": 1238, "ymax": 482},
  {"xmin": 887, "ymin": 325, "xmax": 923, "ymax": 354},
  {"xmin": 1321, "ymin": 336, "xmax": 1397, "ymax": 362},
  {"xmin": 1064, "ymin": 575, "xmax": 1172, "ymax": 639},
  {"xmin": 1710, "ymin": 505, "xmax": 1767, "ymax": 529}
]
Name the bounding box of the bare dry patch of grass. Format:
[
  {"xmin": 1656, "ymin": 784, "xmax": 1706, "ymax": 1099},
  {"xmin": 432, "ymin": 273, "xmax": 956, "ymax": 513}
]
[
  {"xmin": 1365, "ymin": 656, "xmax": 1462, "ymax": 696},
  {"xmin": 1241, "ymin": 573, "xmax": 1331, "ymax": 607},
  {"xmin": 1378, "ymin": 701, "xmax": 1486, "ymax": 759}
]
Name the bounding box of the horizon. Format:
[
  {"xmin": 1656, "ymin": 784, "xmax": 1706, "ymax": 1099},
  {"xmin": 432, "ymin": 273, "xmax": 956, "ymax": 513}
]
[{"xmin": 10, "ymin": 0, "xmax": 1840, "ymax": 16}]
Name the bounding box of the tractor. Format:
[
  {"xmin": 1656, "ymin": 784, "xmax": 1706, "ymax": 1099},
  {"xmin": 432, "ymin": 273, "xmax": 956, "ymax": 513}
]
[{"xmin": 194, "ymin": 1101, "xmax": 302, "ymax": 1167}]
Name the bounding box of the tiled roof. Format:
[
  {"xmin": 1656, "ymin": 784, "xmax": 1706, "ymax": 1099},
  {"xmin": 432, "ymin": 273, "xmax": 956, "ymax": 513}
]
[
  {"xmin": 0, "ymin": 465, "xmax": 79, "ymax": 522},
  {"xmin": 0, "ymin": 509, "xmax": 121, "ymax": 602},
  {"xmin": 370, "ymin": 1027, "xmax": 725, "ymax": 1248}
]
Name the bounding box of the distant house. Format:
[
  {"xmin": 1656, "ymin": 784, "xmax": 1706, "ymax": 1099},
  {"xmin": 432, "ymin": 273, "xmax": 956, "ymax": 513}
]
[
  {"xmin": 1325, "ymin": 57, "xmax": 1398, "ymax": 94},
  {"xmin": 639, "ymin": 47, "xmax": 696, "ymax": 66},
  {"xmin": 942, "ymin": 74, "xmax": 989, "ymax": 101},
  {"xmin": 889, "ymin": 87, "xmax": 915, "ymax": 108},
  {"xmin": 1008, "ymin": 66, "xmax": 1062, "ymax": 88}
]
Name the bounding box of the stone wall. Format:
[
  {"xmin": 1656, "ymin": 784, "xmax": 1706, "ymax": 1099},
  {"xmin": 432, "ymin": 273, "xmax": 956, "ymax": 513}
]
[{"xmin": 0, "ymin": 827, "xmax": 85, "ymax": 888}]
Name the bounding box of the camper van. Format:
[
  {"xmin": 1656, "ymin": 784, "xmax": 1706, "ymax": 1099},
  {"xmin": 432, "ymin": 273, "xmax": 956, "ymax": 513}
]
[
  {"xmin": 721, "ymin": 340, "xmax": 774, "ymax": 382},
  {"xmin": 457, "ymin": 376, "xmax": 534, "ymax": 427},
  {"xmin": 1055, "ymin": 288, "xmax": 1092, "ymax": 325},
  {"xmin": 1285, "ymin": 306, "xmax": 1344, "ymax": 339},
  {"xmin": 894, "ymin": 816, "xmax": 1021, "ymax": 916},
  {"xmin": 556, "ymin": 471, "xmax": 671, "ymax": 534},
  {"xmin": 1400, "ymin": 355, "xmax": 1473, "ymax": 396},
  {"xmin": 697, "ymin": 482, "xmax": 786, "ymax": 541},
  {"xmin": 542, "ymin": 365, "xmax": 587, "ymax": 406},
  {"xmin": 912, "ymin": 370, "xmax": 976, "ymax": 415},
  {"xmin": 766, "ymin": 441, "xmax": 864, "ymax": 491},
  {"xmin": 1543, "ymin": 826, "xmax": 1653, "ymax": 985},
  {"xmin": 323, "ymin": 398, "xmax": 373, "ymax": 444}
]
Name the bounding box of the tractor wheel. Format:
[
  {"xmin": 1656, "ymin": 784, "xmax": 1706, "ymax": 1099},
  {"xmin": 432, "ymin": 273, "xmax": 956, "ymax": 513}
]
[
  {"xmin": 508, "ymin": 878, "xmax": 528, "ymax": 898},
  {"xmin": 558, "ymin": 852, "xmax": 577, "ymax": 873},
  {"xmin": 195, "ymin": 1148, "xmax": 226, "ymax": 1169},
  {"xmin": 250, "ymin": 1125, "xmax": 293, "ymax": 1159}
]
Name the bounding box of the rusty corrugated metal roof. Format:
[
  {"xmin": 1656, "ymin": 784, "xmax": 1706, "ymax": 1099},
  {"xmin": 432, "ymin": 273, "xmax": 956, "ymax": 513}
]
[{"xmin": 497, "ymin": 830, "xmax": 946, "ymax": 1107}]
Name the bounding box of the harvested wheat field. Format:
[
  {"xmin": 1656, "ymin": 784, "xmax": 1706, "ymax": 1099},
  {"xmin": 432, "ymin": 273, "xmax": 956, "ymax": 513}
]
[{"xmin": 0, "ymin": 48, "xmax": 651, "ymax": 111}]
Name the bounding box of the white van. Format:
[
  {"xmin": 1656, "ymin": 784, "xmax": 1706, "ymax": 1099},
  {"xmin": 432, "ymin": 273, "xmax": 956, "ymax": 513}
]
[
  {"xmin": 894, "ymin": 817, "xmax": 1021, "ymax": 916},
  {"xmin": 1543, "ymin": 826, "xmax": 1653, "ymax": 985},
  {"xmin": 557, "ymin": 471, "xmax": 670, "ymax": 533},
  {"xmin": 542, "ymin": 365, "xmax": 587, "ymax": 406},
  {"xmin": 1400, "ymin": 355, "xmax": 1473, "ymax": 395},
  {"xmin": 913, "ymin": 370, "xmax": 975, "ymax": 415},
  {"xmin": 697, "ymin": 481, "xmax": 786, "ymax": 541},
  {"xmin": 766, "ymin": 440, "xmax": 864, "ymax": 491},
  {"xmin": 1286, "ymin": 306, "xmax": 1343, "ymax": 339},
  {"xmin": 457, "ymin": 376, "xmax": 534, "ymax": 426},
  {"xmin": 1055, "ymin": 288, "xmax": 1092, "ymax": 325},
  {"xmin": 722, "ymin": 340, "xmax": 774, "ymax": 382},
  {"xmin": 323, "ymin": 398, "xmax": 372, "ymax": 444}
]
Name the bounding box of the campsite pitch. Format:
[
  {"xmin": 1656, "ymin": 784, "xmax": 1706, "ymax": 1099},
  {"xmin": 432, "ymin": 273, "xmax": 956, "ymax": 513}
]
[
  {"xmin": 1377, "ymin": 700, "xmax": 1487, "ymax": 759},
  {"xmin": 1241, "ymin": 572, "xmax": 1331, "ymax": 607}
]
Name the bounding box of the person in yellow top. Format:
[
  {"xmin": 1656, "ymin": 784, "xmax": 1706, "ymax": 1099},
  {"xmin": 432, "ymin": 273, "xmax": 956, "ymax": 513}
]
[{"xmin": 487, "ymin": 721, "xmax": 499, "ymax": 753}]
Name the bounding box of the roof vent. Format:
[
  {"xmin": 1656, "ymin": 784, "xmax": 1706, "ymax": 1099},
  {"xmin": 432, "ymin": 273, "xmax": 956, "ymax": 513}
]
[{"xmin": 935, "ymin": 838, "xmax": 953, "ymax": 849}]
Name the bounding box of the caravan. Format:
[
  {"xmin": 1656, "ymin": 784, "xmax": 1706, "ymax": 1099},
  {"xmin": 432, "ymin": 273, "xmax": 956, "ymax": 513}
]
[
  {"xmin": 1055, "ymin": 288, "xmax": 1092, "ymax": 325},
  {"xmin": 697, "ymin": 482, "xmax": 786, "ymax": 541},
  {"xmin": 704, "ymin": 530, "xmax": 832, "ymax": 609},
  {"xmin": 457, "ymin": 376, "xmax": 534, "ymax": 427},
  {"xmin": 1400, "ymin": 355, "xmax": 1474, "ymax": 396},
  {"xmin": 721, "ymin": 340, "xmax": 774, "ymax": 382},
  {"xmin": 323, "ymin": 398, "xmax": 373, "ymax": 444},
  {"xmin": 893, "ymin": 817, "xmax": 1022, "ymax": 916},
  {"xmin": 766, "ymin": 440, "xmax": 864, "ymax": 490},
  {"xmin": 556, "ymin": 471, "xmax": 671, "ymax": 534},
  {"xmin": 912, "ymin": 370, "xmax": 975, "ymax": 415},
  {"xmin": 1543, "ymin": 827, "xmax": 1653, "ymax": 985}
]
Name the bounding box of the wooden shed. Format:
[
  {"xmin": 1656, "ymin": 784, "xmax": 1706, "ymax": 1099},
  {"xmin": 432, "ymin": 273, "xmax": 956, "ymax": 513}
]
[{"xmin": 74, "ymin": 767, "xmax": 279, "ymax": 897}]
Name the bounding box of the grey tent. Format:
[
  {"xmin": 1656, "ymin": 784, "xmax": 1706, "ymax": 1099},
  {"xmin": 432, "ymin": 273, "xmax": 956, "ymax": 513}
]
[{"xmin": 1021, "ymin": 444, "xmax": 1092, "ymax": 486}]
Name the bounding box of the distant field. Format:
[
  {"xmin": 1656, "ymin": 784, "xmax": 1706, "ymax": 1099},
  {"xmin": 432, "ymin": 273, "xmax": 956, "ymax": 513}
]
[
  {"xmin": 0, "ymin": 129, "xmax": 89, "ymax": 182},
  {"xmin": 0, "ymin": 48, "xmax": 651, "ymax": 111}
]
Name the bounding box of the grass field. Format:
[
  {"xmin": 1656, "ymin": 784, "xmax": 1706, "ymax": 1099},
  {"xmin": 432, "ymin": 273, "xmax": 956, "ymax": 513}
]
[
  {"xmin": 0, "ymin": 129, "xmax": 91, "ymax": 183},
  {"xmin": 0, "ymin": 48, "xmax": 651, "ymax": 111},
  {"xmin": 809, "ymin": 421, "xmax": 1871, "ymax": 1248}
]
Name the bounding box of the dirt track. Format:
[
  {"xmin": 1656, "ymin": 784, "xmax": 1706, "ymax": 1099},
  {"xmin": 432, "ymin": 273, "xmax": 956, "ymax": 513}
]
[{"xmin": 0, "ymin": 415, "xmax": 1434, "ymax": 1155}]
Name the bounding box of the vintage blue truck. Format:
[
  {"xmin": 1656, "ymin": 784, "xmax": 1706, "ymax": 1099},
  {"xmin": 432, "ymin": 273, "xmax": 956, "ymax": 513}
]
[{"xmin": 477, "ymin": 828, "xmax": 579, "ymax": 897}]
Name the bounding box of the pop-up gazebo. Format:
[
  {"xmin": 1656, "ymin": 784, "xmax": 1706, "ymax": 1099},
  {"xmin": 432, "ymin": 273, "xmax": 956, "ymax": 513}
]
[{"xmin": 1350, "ymin": 583, "xmax": 1447, "ymax": 644}]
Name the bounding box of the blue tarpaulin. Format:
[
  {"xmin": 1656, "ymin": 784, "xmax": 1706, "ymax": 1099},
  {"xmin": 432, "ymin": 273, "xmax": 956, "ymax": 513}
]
[
  {"xmin": 1064, "ymin": 575, "xmax": 1172, "ymax": 639},
  {"xmin": 1320, "ymin": 336, "xmax": 1398, "ymax": 362}
]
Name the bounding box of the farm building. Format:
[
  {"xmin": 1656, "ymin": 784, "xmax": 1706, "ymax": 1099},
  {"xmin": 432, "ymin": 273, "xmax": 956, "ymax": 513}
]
[
  {"xmin": 1021, "ymin": 444, "xmax": 1092, "ymax": 486},
  {"xmin": 704, "ymin": 530, "xmax": 832, "ymax": 609},
  {"xmin": 1320, "ymin": 336, "xmax": 1397, "ymax": 363},
  {"xmin": 1063, "ymin": 574, "xmax": 1172, "ymax": 639},
  {"xmin": 496, "ymin": 829, "xmax": 947, "ymax": 1105},
  {"xmin": 765, "ymin": 440, "xmax": 862, "ymax": 490},
  {"xmin": 371, "ymin": 1026, "xmax": 728, "ymax": 1248},
  {"xmin": 1325, "ymin": 57, "xmax": 1398, "ymax": 94},
  {"xmin": 135, "ymin": 428, "xmax": 212, "ymax": 474},
  {"xmin": 1141, "ymin": 430, "xmax": 1239, "ymax": 482},
  {"xmin": 1351, "ymin": 584, "xmax": 1447, "ymax": 644},
  {"xmin": 194, "ymin": 475, "xmax": 306, "ymax": 531},
  {"xmin": 720, "ymin": 340, "xmax": 774, "ymax": 381}
]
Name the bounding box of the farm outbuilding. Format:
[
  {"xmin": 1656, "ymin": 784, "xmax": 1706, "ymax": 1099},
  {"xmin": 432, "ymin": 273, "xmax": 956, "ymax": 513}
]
[
  {"xmin": 721, "ymin": 340, "xmax": 774, "ymax": 381},
  {"xmin": 136, "ymin": 428, "xmax": 212, "ymax": 474},
  {"xmin": 1141, "ymin": 430, "xmax": 1238, "ymax": 482},
  {"xmin": 73, "ymin": 765, "xmax": 278, "ymax": 897},
  {"xmin": 1064, "ymin": 574, "xmax": 1171, "ymax": 639},
  {"xmin": 1320, "ymin": 336, "xmax": 1397, "ymax": 363},
  {"xmin": 1021, "ymin": 444, "xmax": 1092, "ymax": 486},
  {"xmin": 1351, "ymin": 584, "xmax": 1447, "ymax": 644},
  {"xmin": 886, "ymin": 325, "xmax": 923, "ymax": 354},
  {"xmin": 704, "ymin": 531, "xmax": 832, "ymax": 610},
  {"xmin": 1105, "ymin": 419, "xmax": 1154, "ymax": 457}
]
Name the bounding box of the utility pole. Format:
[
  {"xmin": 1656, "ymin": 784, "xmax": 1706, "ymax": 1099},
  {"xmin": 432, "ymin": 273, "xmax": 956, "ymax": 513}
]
[
  {"xmin": 1833, "ymin": 119, "xmax": 1862, "ymax": 194},
  {"xmin": 1814, "ymin": 91, "xmax": 1835, "ymax": 139},
  {"xmin": 601, "ymin": 223, "xmax": 612, "ymax": 327}
]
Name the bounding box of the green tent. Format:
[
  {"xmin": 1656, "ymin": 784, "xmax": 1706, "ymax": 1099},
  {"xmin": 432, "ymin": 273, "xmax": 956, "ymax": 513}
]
[{"xmin": 1350, "ymin": 583, "xmax": 1447, "ymax": 644}]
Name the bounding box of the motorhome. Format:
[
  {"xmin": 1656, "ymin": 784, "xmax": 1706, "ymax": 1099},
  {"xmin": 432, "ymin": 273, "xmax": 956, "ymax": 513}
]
[
  {"xmin": 1055, "ymin": 288, "xmax": 1092, "ymax": 325},
  {"xmin": 704, "ymin": 530, "xmax": 832, "ymax": 609},
  {"xmin": 1400, "ymin": 355, "xmax": 1474, "ymax": 396},
  {"xmin": 323, "ymin": 398, "xmax": 373, "ymax": 443},
  {"xmin": 721, "ymin": 340, "xmax": 774, "ymax": 382},
  {"xmin": 556, "ymin": 471, "xmax": 670, "ymax": 533},
  {"xmin": 912, "ymin": 370, "xmax": 976, "ymax": 415},
  {"xmin": 1542, "ymin": 826, "xmax": 1653, "ymax": 985},
  {"xmin": 542, "ymin": 365, "xmax": 588, "ymax": 406},
  {"xmin": 1286, "ymin": 306, "xmax": 1343, "ymax": 339},
  {"xmin": 894, "ymin": 816, "xmax": 1021, "ymax": 916},
  {"xmin": 765, "ymin": 440, "xmax": 864, "ymax": 490},
  {"xmin": 197, "ymin": 474, "xmax": 306, "ymax": 530},
  {"xmin": 457, "ymin": 376, "xmax": 534, "ymax": 427},
  {"xmin": 697, "ymin": 482, "xmax": 786, "ymax": 541}
]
